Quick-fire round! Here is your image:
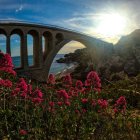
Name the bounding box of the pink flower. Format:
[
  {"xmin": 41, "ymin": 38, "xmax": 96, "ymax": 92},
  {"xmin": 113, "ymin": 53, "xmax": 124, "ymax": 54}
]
[
  {"xmin": 85, "ymin": 80, "xmax": 90, "ymax": 87},
  {"xmin": 68, "ymin": 87, "xmax": 78, "ymax": 97},
  {"xmin": 87, "ymin": 71, "xmax": 100, "ymax": 81},
  {"xmin": 113, "ymin": 108, "xmax": 118, "ymax": 114},
  {"xmin": 19, "ymin": 129, "xmax": 27, "ymax": 135},
  {"xmin": 57, "ymin": 101, "xmax": 63, "ymax": 106},
  {"xmin": 47, "ymin": 74, "xmax": 56, "ymax": 85},
  {"xmin": 63, "ymin": 74, "xmax": 72, "ymax": 86},
  {"xmin": 114, "ymin": 96, "xmax": 127, "ymax": 114},
  {"xmin": 98, "ymin": 99, "xmax": 108, "ymax": 109},
  {"xmin": 0, "ymin": 52, "xmax": 13, "ymax": 68},
  {"xmin": 85, "ymin": 71, "xmax": 101, "ymax": 91},
  {"xmin": 11, "ymin": 88, "xmax": 20, "ymax": 96},
  {"xmin": 57, "ymin": 89, "xmax": 69, "ymax": 100},
  {"xmin": 20, "ymin": 91, "xmax": 27, "ymax": 98},
  {"xmin": 49, "ymin": 101, "xmax": 55, "ymax": 107},
  {"xmin": 0, "ymin": 79, "xmax": 12, "ymax": 87},
  {"xmin": 0, "ymin": 52, "xmax": 16, "ymax": 75},
  {"xmin": 17, "ymin": 78, "xmax": 28, "ymax": 92},
  {"xmin": 65, "ymin": 101, "xmax": 71, "ymax": 106},
  {"xmin": 116, "ymin": 96, "xmax": 126, "ymax": 106},
  {"xmin": 81, "ymin": 98, "xmax": 88, "ymax": 104},
  {"xmin": 33, "ymin": 88, "xmax": 43, "ymax": 98},
  {"xmin": 32, "ymin": 97, "xmax": 43, "ymax": 104},
  {"xmin": 75, "ymin": 80, "xmax": 83, "ymax": 90},
  {"xmin": 0, "ymin": 67, "xmax": 16, "ymax": 76},
  {"xmin": 91, "ymin": 99, "xmax": 96, "ymax": 107}
]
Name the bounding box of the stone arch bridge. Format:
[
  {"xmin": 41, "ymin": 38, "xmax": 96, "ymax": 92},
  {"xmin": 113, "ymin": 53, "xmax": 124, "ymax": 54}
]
[{"xmin": 0, "ymin": 21, "xmax": 113, "ymax": 82}]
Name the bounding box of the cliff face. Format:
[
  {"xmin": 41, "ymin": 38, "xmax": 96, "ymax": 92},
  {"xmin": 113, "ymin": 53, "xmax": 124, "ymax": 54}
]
[
  {"xmin": 114, "ymin": 29, "xmax": 140, "ymax": 75},
  {"xmin": 56, "ymin": 29, "xmax": 140, "ymax": 81}
]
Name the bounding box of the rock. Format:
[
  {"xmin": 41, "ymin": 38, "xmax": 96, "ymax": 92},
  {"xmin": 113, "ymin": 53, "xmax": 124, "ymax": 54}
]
[
  {"xmin": 114, "ymin": 29, "xmax": 140, "ymax": 77},
  {"xmin": 56, "ymin": 29, "xmax": 140, "ymax": 81},
  {"xmin": 133, "ymin": 43, "xmax": 140, "ymax": 64},
  {"xmin": 56, "ymin": 58, "xmax": 65, "ymax": 63},
  {"xmin": 124, "ymin": 58, "xmax": 138, "ymax": 76},
  {"xmin": 97, "ymin": 55, "xmax": 124, "ymax": 80}
]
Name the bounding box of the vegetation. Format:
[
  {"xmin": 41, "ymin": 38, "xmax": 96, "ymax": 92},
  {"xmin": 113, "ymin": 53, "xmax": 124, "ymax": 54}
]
[{"xmin": 0, "ymin": 52, "xmax": 140, "ymax": 140}]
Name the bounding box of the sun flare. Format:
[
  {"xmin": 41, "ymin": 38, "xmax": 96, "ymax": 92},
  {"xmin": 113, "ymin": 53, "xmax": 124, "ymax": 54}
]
[{"xmin": 96, "ymin": 13, "xmax": 127, "ymax": 36}]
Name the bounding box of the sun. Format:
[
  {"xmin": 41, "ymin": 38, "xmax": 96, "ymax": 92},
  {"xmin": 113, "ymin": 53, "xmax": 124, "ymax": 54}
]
[{"xmin": 96, "ymin": 13, "xmax": 127, "ymax": 36}]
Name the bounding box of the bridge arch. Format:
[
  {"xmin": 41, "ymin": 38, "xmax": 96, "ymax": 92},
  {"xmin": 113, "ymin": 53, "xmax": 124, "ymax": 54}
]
[
  {"xmin": 0, "ymin": 28, "xmax": 7, "ymax": 35},
  {"xmin": 44, "ymin": 39, "xmax": 89, "ymax": 77},
  {"xmin": 10, "ymin": 28, "xmax": 24, "ymax": 36}
]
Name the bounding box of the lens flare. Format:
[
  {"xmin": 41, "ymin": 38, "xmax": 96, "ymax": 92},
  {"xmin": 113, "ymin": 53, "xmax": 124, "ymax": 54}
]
[{"xmin": 96, "ymin": 13, "xmax": 126, "ymax": 36}]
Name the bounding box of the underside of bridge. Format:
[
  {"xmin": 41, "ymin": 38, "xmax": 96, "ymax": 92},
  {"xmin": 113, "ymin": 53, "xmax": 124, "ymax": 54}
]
[{"xmin": 0, "ymin": 22, "xmax": 113, "ymax": 82}]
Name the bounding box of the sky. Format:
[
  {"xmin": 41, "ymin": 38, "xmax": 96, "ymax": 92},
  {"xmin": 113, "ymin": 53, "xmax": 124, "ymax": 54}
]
[{"xmin": 0, "ymin": 0, "xmax": 140, "ymax": 55}]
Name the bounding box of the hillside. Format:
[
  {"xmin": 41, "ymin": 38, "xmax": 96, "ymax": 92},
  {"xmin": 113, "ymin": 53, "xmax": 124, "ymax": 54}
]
[{"xmin": 57, "ymin": 29, "xmax": 140, "ymax": 81}]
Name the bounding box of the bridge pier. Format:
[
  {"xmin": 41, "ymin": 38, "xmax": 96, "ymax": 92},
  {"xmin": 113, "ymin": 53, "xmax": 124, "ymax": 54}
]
[
  {"xmin": 6, "ymin": 35, "xmax": 11, "ymax": 55},
  {"xmin": 38, "ymin": 34, "xmax": 43, "ymax": 67}
]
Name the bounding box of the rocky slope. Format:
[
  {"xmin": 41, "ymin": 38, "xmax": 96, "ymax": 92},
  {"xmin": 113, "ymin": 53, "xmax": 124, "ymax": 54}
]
[{"xmin": 56, "ymin": 29, "xmax": 140, "ymax": 81}]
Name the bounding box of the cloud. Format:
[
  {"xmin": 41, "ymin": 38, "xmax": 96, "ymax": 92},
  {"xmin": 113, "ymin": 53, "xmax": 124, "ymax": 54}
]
[
  {"xmin": 15, "ymin": 5, "xmax": 23, "ymax": 12},
  {"xmin": 60, "ymin": 10, "xmax": 140, "ymax": 44}
]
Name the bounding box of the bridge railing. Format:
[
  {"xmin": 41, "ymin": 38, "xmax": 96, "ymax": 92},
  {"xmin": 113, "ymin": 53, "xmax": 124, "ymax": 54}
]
[{"xmin": 0, "ymin": 19, "xmax": 106, "ymax": 42}]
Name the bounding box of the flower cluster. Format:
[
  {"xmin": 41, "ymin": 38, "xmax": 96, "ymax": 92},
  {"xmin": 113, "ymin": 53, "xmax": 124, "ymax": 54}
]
[
  {"xmin": 47, "ymin": 74, "xmax": 56, "ymax": 85},
  {"xmin": 11, "ymin": 88, "xmax": 20, "ymax": 96},
  {"xmin": 98, "ymin": 99, "xmax": 108, "ymax": 109},
  {"xmin": 16, "ymin": 78, "xmax": 28, "ymax": 98},
  {"xmin": 114, "ymin": 96, "xmax": 127, "ymax": 114},
  {"xmin": 0, "ymin": 67, "xmax": 16, "ymax": 76},
  {"xmin": 32, "ymin": 88, "xmax": 43, "ymax": 104},
  {"xmin": 0, "ymin": 52, "xmax": 16, "ymax": 76},
  {"xmin": 0, "ymin": 79, "xmax": 12, "ymax": 88},
  {"xmin": 0, "ymin": 51, "xmax": 133, "ymax": 139},
  {"xmin": 19, "ymin": 129, "xmax": 27, "ymax": 135},
  {"xmin": 63, "ymin": 74, "xmax": 72, "ymax": 86},
  {"xmin": 11, "ymin": 78, "xmax": 44, "ymax": 104},
  {"xmin": 0, "ymin": 52, "xmax": 13, "ymax": 68},
  {"xmin": 57, "ymin": 89, "xmax": 69, "ymax": 101},
  {"xmin": 75, "ymin": 80, "xmax": 83, "ymax": 91},
  {"xmin": 85, "ymin": 71, "xmax": 101, "ymax": 92}
]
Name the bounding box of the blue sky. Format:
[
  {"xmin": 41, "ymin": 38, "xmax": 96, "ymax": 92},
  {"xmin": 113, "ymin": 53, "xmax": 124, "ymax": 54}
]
[{"xmin": 0, "ymin": 0, "xmax": 140, "ymax": 56}]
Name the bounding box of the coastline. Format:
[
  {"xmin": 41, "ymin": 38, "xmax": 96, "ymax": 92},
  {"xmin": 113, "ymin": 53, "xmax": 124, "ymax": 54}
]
[{"xmin": 55, "ymin": 62, "xmax": 78, "ymax": 78}]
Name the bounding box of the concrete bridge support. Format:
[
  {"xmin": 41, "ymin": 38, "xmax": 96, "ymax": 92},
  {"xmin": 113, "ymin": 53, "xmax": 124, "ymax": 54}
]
[{"xmin": 0, "ymin": 21, "xmax": 113, "ymax": 82}]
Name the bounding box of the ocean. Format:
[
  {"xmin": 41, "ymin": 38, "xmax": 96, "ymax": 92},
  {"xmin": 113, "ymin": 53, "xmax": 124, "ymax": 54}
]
[{"xmin": 12, "ymin": 54, "xmax": 74, "ymax": 74}]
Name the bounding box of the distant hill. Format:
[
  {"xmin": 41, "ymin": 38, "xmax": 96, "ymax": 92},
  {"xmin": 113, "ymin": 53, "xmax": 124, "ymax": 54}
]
[
  {"xmin": 57, "ymin": 29, "xmax": 140, "ymax": 81},
  {"xmin": 115, "ymin": 29, "xmax": 140, "ymax": 54}
]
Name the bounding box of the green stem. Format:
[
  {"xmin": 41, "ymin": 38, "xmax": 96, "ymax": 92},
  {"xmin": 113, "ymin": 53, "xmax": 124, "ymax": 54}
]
[
  {"xmin": 4, "ymin": 92, "xmax": 9, "ymax": 135},
  {"xmin": 24, "ymin": 97, "xmax": 29, "ymax": 130}
]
